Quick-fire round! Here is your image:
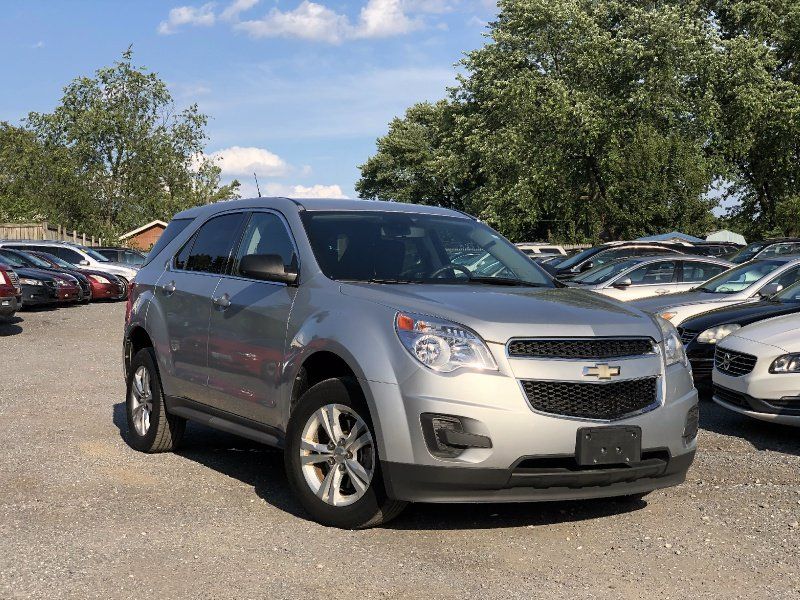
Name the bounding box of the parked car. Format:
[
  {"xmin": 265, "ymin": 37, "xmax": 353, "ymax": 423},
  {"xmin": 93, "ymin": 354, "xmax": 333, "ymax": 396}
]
[
  {"xmin": 516, "ymin": 243, "xmax": 567, "ymax": 257},
  {"xmin": 0, "ymin": 254, "xmax": 76, "ymax": 307},
  {"xmin": 567, "ymin": 255, "xmax": 731, "ymax": 301},
  {"xmin": 728, "ymin": 238, "xmax": 800, "ymax": 264},
  {"xmin": 0, "ymin": 240, "xmax": 138, "ymax": 291},
  {"xmin": 94, "ymin": 246, "xmax": 147, "ymax": 266},
  {"xmin": 632, "ymin": 257, "xmax": 800, "ymax": 326},
  {"xmin": 124, "ymin": 197, "xmax": 698, "ymax": 529},
  {"xmin": 678, "ymin": 280, "xmax": 800, "ymax": 387},
  {"xmin": 0, "ymin": 248, "xmax": 92, "ymax": 304},
  {"xmin": 682, "ymin": 242, "xmax": 743, "ymax": 259},
  {"xmin": 549, "ymin": 241, "xmax": 689, "ymax": 279},
  {"xmin": 713, "ymin": 314, "xmax": 800, "ymax": 426},
  {"xmin": 28, "ymin": 251, "xmax": 127, "ymax": 301},
  {"xmin": 0, "ymin": 264, "xmax": 21, "ymax": 320}
]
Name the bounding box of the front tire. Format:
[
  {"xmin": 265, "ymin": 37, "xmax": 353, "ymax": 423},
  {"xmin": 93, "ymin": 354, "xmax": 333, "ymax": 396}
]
[
  {"xmin": 284, "ymin": 378, "xmax": 407, "ymax": 529},
  {"xmin": 125, "ymin": 348, "xmax": 185, "ymax": 453}
]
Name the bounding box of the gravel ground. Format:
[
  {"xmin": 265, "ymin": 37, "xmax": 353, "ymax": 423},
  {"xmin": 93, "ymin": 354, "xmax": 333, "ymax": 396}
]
[{"xmin": 1, "ymin": 302, "xmax": 799, "ymax": 600}]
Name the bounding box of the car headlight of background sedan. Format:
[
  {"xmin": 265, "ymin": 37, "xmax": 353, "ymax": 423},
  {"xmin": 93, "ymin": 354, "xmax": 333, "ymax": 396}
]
[
  {"xmin": 656, "ymin": 315, "xmax": 688, "ymax": 366},
  {"xmin": 697, "ymin": 324, "xmax": 741, "ymax": 344},
  {"xmin": 769, "ymin": 354, "xmax": 800, "ymax": 374},
  {"xmin": 395, "ymin": 311, "xmax": 498, "ymax": 373},
  {"xmin": 89, "ymin": 274, "xmax": 111, "ymax": 284},
  {"xmin": 18, "ymin": 278, "xmax": 43, "ymax": 286}
]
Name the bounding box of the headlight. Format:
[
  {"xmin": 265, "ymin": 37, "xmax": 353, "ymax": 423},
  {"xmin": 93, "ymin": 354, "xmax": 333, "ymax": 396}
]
[
  {"xmin": 769, "ymin": 354, "xmax": 800, "ymax": 374},
  {"xmin": 56, "ymin": 278, "xmax": 71, "ymax": 287},
  {"xmin": 659, "ymin": 311, "xmax": 678, "ymax": 321},
  {"xmin": 656, "ymin": 315, "xmax": 688, "ymax": 367},
  {"xmin": 395, "ymin": 312, "xmax": 498, "ymax": 373},
  {"xmin": 19, "ymin": 278, "xmax": 43, "ymax": 286},
  {"xmin": 697, "ymin": 324, "xmax": 741, "ymax": 345},
  {"xmin": 89, "ymin": 274, "xmax": 111, "ymax": 284}
]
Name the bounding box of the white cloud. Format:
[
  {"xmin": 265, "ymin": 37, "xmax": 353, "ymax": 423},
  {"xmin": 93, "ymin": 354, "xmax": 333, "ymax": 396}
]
[
  {"xmin": 210, "ymin": 146, "xmax": 290, "ymax": 177},
  {"xmin": 236, "ymin": 0, "xmax": 424, "ymax": 43},
  {"xmin": 238, "ymin": 181, "xmax": 349, "ymax": 199},
  {"xmin": 220, "ymin": 0, "xmax": 259, "ymax": 21},
  {"xmin": 158, "ymin": 3, "xmax": 216, "ymax": 34},
  {"xmin": 32, "ymin": 41, "xmax": 45, "ymax": 49}
]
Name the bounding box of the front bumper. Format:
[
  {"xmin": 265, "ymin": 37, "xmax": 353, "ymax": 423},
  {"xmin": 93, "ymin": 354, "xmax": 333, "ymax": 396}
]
[
  {"xmin": 0, "ymin": 294, "xmax": 19, "ymax": 317},
  {"xmin": 367, "ymin": 344, "xmax": 698, "ymax": 503},
  {"xmin": 90, "ymin": 281, "xmax": 125, "ymax": 299},
  {"xmin": 20, "ymin": 284, "xmax": 57, "ymax": 306}
]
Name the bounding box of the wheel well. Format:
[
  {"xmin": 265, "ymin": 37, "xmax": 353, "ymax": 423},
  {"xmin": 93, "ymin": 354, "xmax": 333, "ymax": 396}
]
[
  {"xmin": 129, "ymin": 326, "xmax": 154, "ymax": 355},
  {"xmin": 292, "ymin": 351, "xmax": 358, "ymax": 407}
]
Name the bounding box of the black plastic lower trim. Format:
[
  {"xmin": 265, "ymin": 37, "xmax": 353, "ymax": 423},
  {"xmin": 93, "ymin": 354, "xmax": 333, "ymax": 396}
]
[
  {"xmin": 165, "ymin": 395, "xmax": 285, "ymax": 448},
  {"xmin": 381, "ymin": 451, "xmax": 695, "ymax": 503},
  {"xmin": 713, "ymin": 385, "xmax": 800, "ymax": 416}
]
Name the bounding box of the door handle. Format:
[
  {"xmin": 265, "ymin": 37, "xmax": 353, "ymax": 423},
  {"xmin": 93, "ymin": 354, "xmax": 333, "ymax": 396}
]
[
  {"xmin": 212, "ymin": 293, "xmax": 231, "ymax": 310},
  {"xmin": 162, "ymin": 280, "xmax": 176, "ymax": 296},
  {"xmin": 655, "ymin": 289, "xmax": 668, "ymax": 295}
]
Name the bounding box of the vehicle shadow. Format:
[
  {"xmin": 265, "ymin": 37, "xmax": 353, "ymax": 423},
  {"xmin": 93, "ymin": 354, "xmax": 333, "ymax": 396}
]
[
  {"xmin": 700, "ymin": 399, "xmax": 800, "ymax": 457},
  {"xmin": 0, "ymin": 316, "xmax": 23, "ymax": 336},
  {"xmin": 112, "ymin": 402, "xmax": 648, "ymax": 529}
]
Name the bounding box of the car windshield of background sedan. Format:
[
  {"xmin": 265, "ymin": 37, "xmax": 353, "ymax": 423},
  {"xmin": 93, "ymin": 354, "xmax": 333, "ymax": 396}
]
[
  {"xmin": 729, "ymin": 242, "xmax": 768, "ymax": 264},
  {"xmin": 302, "ymin": 211, "xmax": 554, "ymax": 286},
  {"xmin": 696, "ymin": 259, "xmax": 783, "ymax": 294},
  {"xmin": 571, "ymin": 258, "xmax": 640, "ymax": 284},
  {"xmin": 81, "ymin": 247, "xmax": 110, "ymax": 262},
  {"xmin": 3, "ymin": 250, "xmax": 52, "ymax": 270},
  {"xmin": 0, "ymin": 252, "xmax": 27, "ymax": 268}
]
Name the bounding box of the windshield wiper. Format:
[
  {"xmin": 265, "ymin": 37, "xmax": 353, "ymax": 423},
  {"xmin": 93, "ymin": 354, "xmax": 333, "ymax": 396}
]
[{"xmin": 465, "ymin": 276, "xmax": 538, "ymax": 287}]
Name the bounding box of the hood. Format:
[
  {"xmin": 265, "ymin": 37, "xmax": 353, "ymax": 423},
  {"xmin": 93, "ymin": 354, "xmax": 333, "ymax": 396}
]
[
  {"xmin": 680, "ymin": 300, "xmax": 800, "ymax": 332},
  {"xmin": 97, "ymin": 263, "xmax": 137, "ymax": 278},
  {"xmin": 631, "ymin": 290, "xmax": 723, "ymax": 313},
  {"xmin": 728, "ymin": 313, "xmax": 800, "ymax": 352},
  {"xmin": 13, "ymin": 267, "xmax": 55, "ymax": 281},
  {"xmin": 340, "ymin": 284, "xmax": 660, "ymax": 343}
]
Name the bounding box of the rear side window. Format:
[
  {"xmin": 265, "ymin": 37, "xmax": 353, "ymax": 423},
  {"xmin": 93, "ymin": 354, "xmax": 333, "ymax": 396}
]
[
  {"xmin": 628, "ymin": 261, "xmax": 676, "ymax": 285},
  {"xmin": 232, "ymin": 212, "xmax": 297, "ymax": 276},
  {"xmin": 181, "ymin": 213, "xmax": 246, "ymax": 275},
  {"xmin": 143, "ymin": 218, "xmax": 194, "ymax": 267},
  {"xmin": 767, "ymin": 265, "xmax": 800, "ymax": 291},
  {"xmin": 682, "ymin": 262, "xmax": 727, "ymax": 283},
  {"xmin": 51, "ymin": 247, "xmax": 85, "ymax": 264}
]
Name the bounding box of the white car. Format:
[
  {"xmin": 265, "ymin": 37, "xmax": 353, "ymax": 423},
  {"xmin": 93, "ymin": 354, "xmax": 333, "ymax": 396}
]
[
  {"xmin": 632, "ymin": 257, "xmax": 800, "ymax": 326},
  {"xmin": 712, "ymin": 314, "xmax": 800, "ymax": 426},
  {"xmin": 516, "ymin": 243, "xmax": 567, "ymax": 257},
  {"xmin": 567, "ymin": 255, "xmax": 731, "ymax": 301}
]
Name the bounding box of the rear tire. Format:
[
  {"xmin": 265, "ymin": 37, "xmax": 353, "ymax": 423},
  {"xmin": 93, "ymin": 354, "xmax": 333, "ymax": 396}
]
[
  {"xmin": 125, "ymin": 348, "xmax": 185, "ymax": 453},
  {"xmin": 284, "ymin": 377, "xmax": 407, "ymax": 529}
]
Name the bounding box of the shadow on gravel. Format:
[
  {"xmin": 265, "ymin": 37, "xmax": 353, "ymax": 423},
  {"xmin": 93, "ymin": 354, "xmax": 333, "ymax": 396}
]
[
  {"xmin": 113, "ymin": 402, "xmax": 304, "ymax": 518},
  {"xmin": 699, "ymin": 399, "xmax": 800, "ymax": 457},
  {"xmin": 0, "ymin": 316, "xmax": 23, "ymax": 336}
]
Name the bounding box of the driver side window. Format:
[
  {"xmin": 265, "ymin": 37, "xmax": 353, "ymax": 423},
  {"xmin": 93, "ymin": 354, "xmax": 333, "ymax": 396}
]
[
  {"xmin": 627, "ymin": 261, "xmax": 676, "ymax": 285},
  {"xmin": 232, "ymin": 212, "xmax": 297, "ymax": 277}
]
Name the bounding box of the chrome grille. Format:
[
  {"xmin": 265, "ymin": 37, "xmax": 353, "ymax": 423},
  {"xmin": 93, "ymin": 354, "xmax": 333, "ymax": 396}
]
[
  {"xmin": 508, "ymin": 338, "xmax": 654, "ymax": 359},
  {"xmin": 714, "ymin": 348, "xmax": 757, "ymax": 377},
  {"xmin": 520, "ymin": 377, "xmax": 658, "ymax": 420},
  {"xmin": 678, "ymin": 328, "xmax": 698, "ymax": 345},
  {"xmin": 689, "ymin": 358, "xmax": 714, "ymax": 377}
]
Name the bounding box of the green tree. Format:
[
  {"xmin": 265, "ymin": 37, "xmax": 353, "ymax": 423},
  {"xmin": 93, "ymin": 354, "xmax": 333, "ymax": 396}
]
[
  {"xmin": 24, "ymin": 48, "xmax": 238, "ymax": 238},
  {"xmin": 359, "ymin": 0, "xmax": 724, "ymax": 242}
]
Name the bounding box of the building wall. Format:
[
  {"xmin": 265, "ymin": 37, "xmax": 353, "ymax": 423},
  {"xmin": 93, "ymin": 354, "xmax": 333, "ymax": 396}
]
[{"xmin": 126, "ymin": 226, "xmax": 165, "ymax": 251}]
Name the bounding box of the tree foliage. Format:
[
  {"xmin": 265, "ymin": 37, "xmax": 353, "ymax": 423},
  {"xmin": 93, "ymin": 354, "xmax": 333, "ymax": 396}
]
[
  {"xmin": 0, "ymin": 49, "xmax": 237, "ymax": 239},
  {"xmin": 359, "ymin": 0, "xmax": 800, "ymax": 243}
]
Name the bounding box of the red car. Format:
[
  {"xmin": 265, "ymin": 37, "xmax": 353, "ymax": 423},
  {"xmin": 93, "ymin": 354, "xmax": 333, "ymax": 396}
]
[
  {"xmin": 0, "ymin": 265, "xmax": 22, "ymax": 320},
  {"xmin": 28, "ymin": 251, "xmax": 127, "ymax": 301}
]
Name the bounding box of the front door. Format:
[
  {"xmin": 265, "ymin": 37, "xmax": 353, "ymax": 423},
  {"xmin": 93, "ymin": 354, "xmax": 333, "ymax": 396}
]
[{"xmin": 206, "ymin": 211, "xmax": 299, "ymax": 426}]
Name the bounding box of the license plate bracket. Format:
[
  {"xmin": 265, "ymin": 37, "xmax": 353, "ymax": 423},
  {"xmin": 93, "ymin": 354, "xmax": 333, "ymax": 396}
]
[{"xmin": 576, "ymin": 426, "xmax": 642, "ymax": 466}]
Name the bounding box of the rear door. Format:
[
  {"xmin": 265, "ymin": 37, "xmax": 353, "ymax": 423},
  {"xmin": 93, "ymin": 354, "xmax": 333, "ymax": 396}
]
[
  {"xmin": 205, "ymin": 210, "xmax": 299, "ymax": 426},
  {"xmin": 159, "ymin": 212, "xmax": 247, "ymax": 404}
]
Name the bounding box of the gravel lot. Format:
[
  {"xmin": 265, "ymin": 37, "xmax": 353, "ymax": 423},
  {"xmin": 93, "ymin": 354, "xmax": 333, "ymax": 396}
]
[{"xmin": 1, "ymin": 302, "xmax": 799, "ymax": 599}]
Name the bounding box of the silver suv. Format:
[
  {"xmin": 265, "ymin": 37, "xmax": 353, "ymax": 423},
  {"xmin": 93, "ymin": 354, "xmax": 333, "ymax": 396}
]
[{"xmin": 123, "ymin": 198, "xmax": 699, "ymax": 528}]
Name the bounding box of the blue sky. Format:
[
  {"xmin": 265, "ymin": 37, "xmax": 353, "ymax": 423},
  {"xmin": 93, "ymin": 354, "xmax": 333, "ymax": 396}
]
[{"xmin": 0, "ymin": 0, "xmax": 497, "ymax": 199}]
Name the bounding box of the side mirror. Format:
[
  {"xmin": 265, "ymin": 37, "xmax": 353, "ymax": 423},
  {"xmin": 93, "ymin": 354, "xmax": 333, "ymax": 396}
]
[
  {"xmin": 239, "ymin": 254, "xmax": 298, "ymax": 285},
  {"xmin": 759, "ymin": 282, "xmax": 783, "ymax": 297},
  {"xmin": 79, "ymin": 260, "xmax": 90, "ymax": 266},
  {"xmin": 613, "ymin": 277, "xmax": 632, "ymax": 289},
  {"xmin": 578, "ymin": 261, "xmax": 594, "ymax": 272}
]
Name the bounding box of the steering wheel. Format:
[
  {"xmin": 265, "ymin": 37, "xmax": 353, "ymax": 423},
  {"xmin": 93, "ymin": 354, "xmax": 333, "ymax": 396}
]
[{"xmin": 429, "ymin": 264, "xmax": 472, "ymax": 279}]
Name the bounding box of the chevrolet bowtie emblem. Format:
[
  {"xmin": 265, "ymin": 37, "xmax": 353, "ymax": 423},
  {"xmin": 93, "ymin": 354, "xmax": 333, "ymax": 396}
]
[{"xmin": 583, "ymin": 364, "xmax": 621, "ymax": 380}]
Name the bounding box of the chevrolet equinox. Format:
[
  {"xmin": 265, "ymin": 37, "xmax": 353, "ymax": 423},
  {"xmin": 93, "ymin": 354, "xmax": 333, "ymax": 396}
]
[{"xmin": 123, "ymin": 198, "xmax": 699, "ymax": 528}]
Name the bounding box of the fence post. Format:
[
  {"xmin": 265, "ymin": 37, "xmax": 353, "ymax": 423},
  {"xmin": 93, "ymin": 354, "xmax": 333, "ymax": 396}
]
[
  {"xmin": 73, "ymin": 230, "xmax": 77, "ymax": 243},
  {"xmin": 41, "ymin": 221, "xmax": 48, "ymax": 240}
]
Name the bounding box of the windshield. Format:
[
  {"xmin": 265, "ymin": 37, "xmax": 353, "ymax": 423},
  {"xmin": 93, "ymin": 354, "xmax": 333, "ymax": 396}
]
[
  {"xmin": 35, "ymin": 252, "xmax": 72, "ymax": 268},
  {"xmin": 697, "ymin": 259, "xmax": 783, "ymax": 294},
  {"xmin": 553, "ymin": 246, "xmax": 598, "ymax": 270},
  {"xmin": 14, "ymin": 251, "xmax": 52, "ymax": 269},
  {"xmin": 81, "ymin": 247, "xmax": 110, "ymax": 262},
  {"xmin": 572, "ymin": 258, "xmax": 640, "ymax": 284},
  {"xmin": 301, "ymin": 211, "xmax": 554, "ymax": 286},
  {"xmin": 729, "ymin": 242, "xmax": 767, "ymax": 264},
  {"xmin": 0, "ymin": 252, "xmax": 25, "ymax": 268}
]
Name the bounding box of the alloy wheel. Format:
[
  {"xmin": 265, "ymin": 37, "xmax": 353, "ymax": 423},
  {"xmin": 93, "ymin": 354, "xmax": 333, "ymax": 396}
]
[
  {"xmin": 130, "ymin": 365, "xmax": 153, "ymax": 436},
  {"xmin": 299, "ymin": 403, "xmax": 375, "ymax": 507}
]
